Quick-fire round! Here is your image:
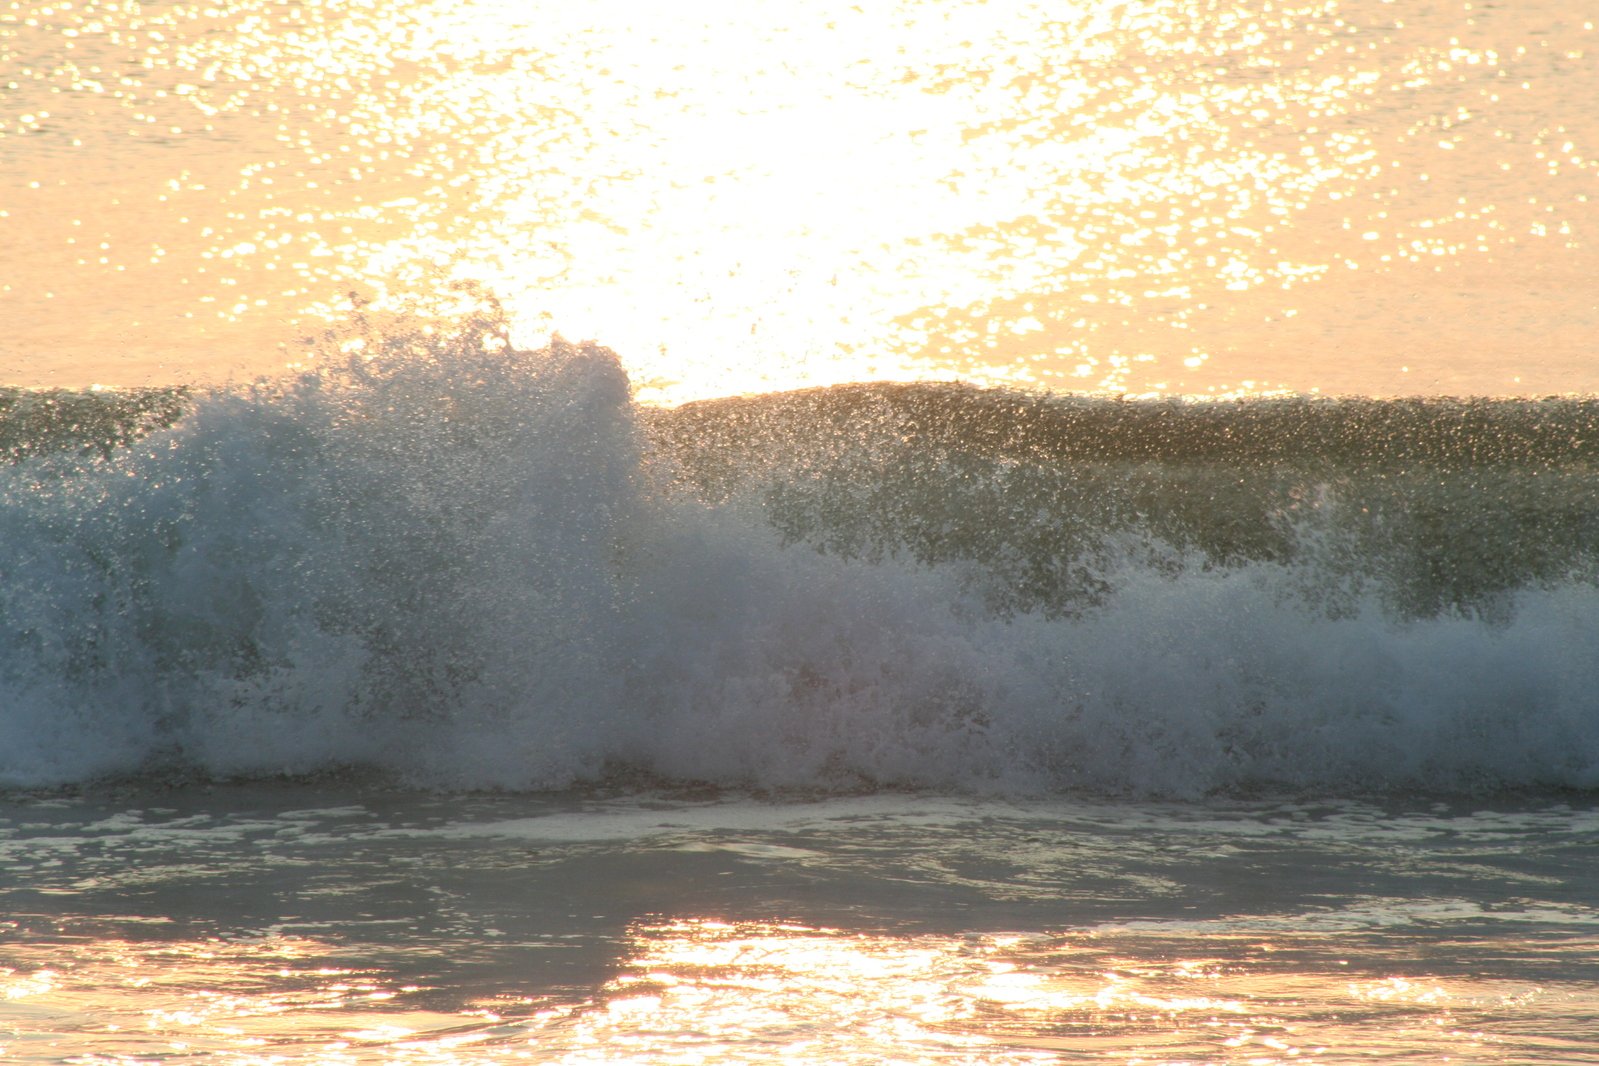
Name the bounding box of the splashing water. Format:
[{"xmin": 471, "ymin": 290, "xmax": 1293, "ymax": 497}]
[{"xmin": 3, "ymin": 324, "xmax": 1599, "ymax": 795}]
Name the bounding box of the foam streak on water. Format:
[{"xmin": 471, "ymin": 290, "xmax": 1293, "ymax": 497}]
[{"xmin": 2, "ymin": 337, "xmax": 1597, "ymax": 796}]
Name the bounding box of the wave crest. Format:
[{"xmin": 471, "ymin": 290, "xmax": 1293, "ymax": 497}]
[{"xmin": 3, "ymin": 333, "xmax": 1598, "ymax": 795}]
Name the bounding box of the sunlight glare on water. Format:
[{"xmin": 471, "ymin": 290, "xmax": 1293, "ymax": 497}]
[
  {"xmin": 1, "ymin": 0, "xmax": 1594, "ymax": 398},
  {"xmin": 7, "ymin": 918, "xmax": 1598, "ymax": 1063},
  {"xmin": 5, "ymin": 794, "xmax": 1599, "ymax": 1064}
]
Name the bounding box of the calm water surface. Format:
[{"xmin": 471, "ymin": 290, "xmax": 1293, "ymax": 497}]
[{"xmin": 2, "ymin": 0, "xmax": 1594, "ymax": 398}]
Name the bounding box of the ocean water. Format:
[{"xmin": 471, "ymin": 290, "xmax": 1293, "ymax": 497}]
[
  {"xmin": 5, "ymin": 786, "xmax": 1599, "ymax": 1064},
  {"xmin": 2, "ymin": 0, "xmax": 1596, "ymax": 396},
  {"xmin": 4, "ymin": 333, "xmax": 1599, "ymax": 1059},
  {"xmin": 6, "ymin": 334, "xmax": 1599, "ymax": 796},
  {"xmin": 5, "ymin": 0, "xmax": 1599, "ymax": 1060}
]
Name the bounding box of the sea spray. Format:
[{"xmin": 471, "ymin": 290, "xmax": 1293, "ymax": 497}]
[
  {"xmin": 1, "ymin": 331, "xmax": 641, "ymax": 787},
  {"xmin": 3, "ymin": 332, "xmax": 1599, "ymax": 794}
]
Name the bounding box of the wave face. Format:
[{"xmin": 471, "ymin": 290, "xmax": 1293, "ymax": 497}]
[{"xmin": 5, "ymin": 334, "xmax": 1599, "ymax": 796}]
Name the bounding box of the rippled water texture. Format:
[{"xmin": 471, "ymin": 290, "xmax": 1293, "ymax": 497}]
[
  {"xmin": 3, "ymin": 0, "xmax": 1595, "ymax": 397},
  {"xmin": 4, "ymin": 788, "xmax": 1599, "ymax": 1063}
]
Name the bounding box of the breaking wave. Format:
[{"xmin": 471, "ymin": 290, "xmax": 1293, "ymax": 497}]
[{"xmin": 4, "ymin": 323, "xmax": 1598, "ymax": 796}]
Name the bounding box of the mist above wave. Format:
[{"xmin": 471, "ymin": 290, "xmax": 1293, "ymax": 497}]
[{"xmin": 3, "ymin": 323, "xmax": 1597, "ymax": 795}]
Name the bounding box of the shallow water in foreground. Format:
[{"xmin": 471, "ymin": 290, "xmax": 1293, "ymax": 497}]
[{"xmin": 4, "ymin": 784, "xmax": 1598, "ymax": 1063}]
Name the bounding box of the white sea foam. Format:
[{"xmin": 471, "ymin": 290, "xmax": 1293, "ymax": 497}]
[{"xmin": 3, "ymin": 340, "xmax": 1598, "ymax": 796}]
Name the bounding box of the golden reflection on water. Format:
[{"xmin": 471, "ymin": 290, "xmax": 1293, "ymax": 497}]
[
  {"xmin": 587, "ymin": 921, "xmax": 1390, "ymax": 1062},
  {"xmin": 1, "ymin": 0, "xmax": 1595, "ymax": 397},
  {"xmin": 3, "ymin": 917, "xmax": 1595, "ymax": 1062},
  {"xmin": 0, "ymin": 930, "xmax": 446, "ymax": 1061}
]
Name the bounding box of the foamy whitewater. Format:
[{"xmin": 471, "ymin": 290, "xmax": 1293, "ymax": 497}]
[
  {"xmin": 5, "ymin": 1, "xmax": 1598, "ymax": 1059},
  {"xmin": 5, "ymin": 330, "xmax": 1597, "ymax": 797}
]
